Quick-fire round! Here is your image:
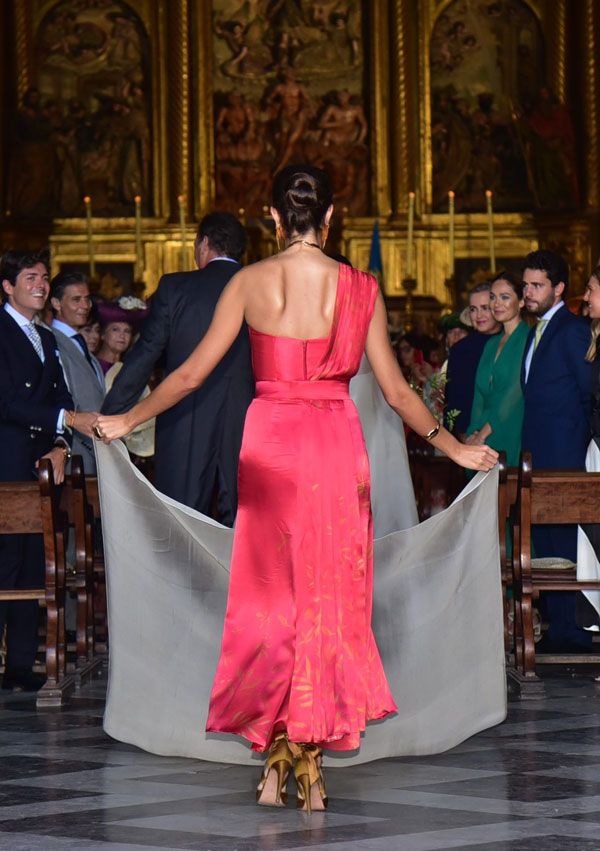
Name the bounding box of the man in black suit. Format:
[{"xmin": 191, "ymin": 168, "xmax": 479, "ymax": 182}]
[
  {"xmin": 0, "ymin": 250, "xmax": 73, "ymax": 691},
  {"xmin": 102, "ymin": 212, "xmax": 254, "ymax": 525}
]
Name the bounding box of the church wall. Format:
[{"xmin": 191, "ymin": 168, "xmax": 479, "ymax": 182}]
[{"xmin": 0, "ymin": 0, "xmax": 599, "ymax": 313}]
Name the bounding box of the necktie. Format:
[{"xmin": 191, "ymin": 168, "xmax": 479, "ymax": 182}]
[
  {"xmin": 73, "ymin": 333, "xmax": 98, "ymax": 375},
  {"xmin": 25, "ymin": 321, "xmax": 45, "ymax": 362},
  {"xmin": 533, "ymin": 319, "xmax": 547, "ymax": 352}
]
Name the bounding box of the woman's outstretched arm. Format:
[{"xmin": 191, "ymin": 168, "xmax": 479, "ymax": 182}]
[
  {"xmin": 94, "ymin": 273, "xmax": 246, "ymax": 441},
  {"xmin": 365, "ymin": 291, "xmax": 498, "ymax": 472}
]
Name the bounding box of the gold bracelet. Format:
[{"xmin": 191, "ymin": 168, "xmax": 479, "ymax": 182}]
[{"xmin": 424, "ymin": 424, "xmax": 440, "ymax": 441}]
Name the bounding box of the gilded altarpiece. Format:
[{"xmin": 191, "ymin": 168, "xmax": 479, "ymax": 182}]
[
  {"xmin": 210, "ymin": 0, "xmax": 369, "ymax": 218},
  {"xmin": 352, "ymin": 0, "xmax": 600, "ymax": 319},
  {"xmin": 2, "ymin": 0, "xmax": 600, "ymax": 312},
  {"xmin": 411, "ymin": 0, "xmax": 599, "ymax": 309}
]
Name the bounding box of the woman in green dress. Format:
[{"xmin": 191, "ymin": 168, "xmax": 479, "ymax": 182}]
[{"xmin": 466, "ymin": 271, "xmax": 530, "ymax": 465}]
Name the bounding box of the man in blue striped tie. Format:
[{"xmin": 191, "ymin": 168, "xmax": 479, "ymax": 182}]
[{"xmin": 0, "ymin": 249, "xmax": 73, "ymax": 692}]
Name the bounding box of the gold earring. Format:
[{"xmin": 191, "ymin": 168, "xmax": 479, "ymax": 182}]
[
  {"xmin": 321, "ymin": 223, "xmax": 329, "ymax": 249},
  {"xmin": 276, "ymin": 225, "xmax": 284, "ymax": 252}
]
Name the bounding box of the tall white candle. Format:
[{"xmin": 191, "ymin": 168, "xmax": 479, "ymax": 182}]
[
  {"xmin": 485, "ymin": 190, "xmax": 496, "ymax": 274},
  {"xmin": 178, "ymin": 195, "xmax": 187, "ymax": 269},
  {"xmin": 448, "ymin": 191, "xmax": 455, "ymax": 277},
  {"xmin": 84, "ymin": 196, "xmax": 96, "ymax": 278},
  {"xmin": 134, "ymin": 195, "xmax": 143, "ymax": 277},
  {"xmin": 406, "ymin": 192, "xmax": 415, "ymax": 278}
]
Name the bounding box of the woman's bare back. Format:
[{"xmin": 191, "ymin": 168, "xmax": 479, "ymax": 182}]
[{"xmin": 240, "ymin": 248, "xmax": 340, "ymax": 341}]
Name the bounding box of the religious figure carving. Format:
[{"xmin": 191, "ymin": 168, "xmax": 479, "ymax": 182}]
[
  {"xmin": 8, "ymin": 0, "xmax": 152, "ymax": 219},
  {"xmin": 265, "ymin": 70, "xmax": 313, "ymax": 170},
  {"xmin": 318, "ymin": 88, "xmax": 367, "ymax": 148},
  {"xmin": 212, "ymin": 0, "xmax": 367, "ymax": 215},
  {"xmin": 515, "ymin": 87, "xmax": 580, "ymax": 210},
  {"xmin": 8, "ymin": 88, "xmax": 56, "ymax": 217},
  {"xmin": 430, "ymin": 0, "xmax": 555, "ymax": 213}
]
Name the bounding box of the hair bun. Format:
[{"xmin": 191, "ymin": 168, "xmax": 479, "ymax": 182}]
[
  {"xmin": 272, "ymin": 164, "xmax": 333, "ymax": 237},
  {"xmin": 285, "ymin": 176, "xmax": 319, "ymax": 211}
]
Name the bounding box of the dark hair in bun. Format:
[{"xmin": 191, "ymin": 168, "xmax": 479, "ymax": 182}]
[
  {"xmin": 272, "ymin": 164, "xmax": 333, "ymax": 237},
  {"xmin": 490, "ymin": 269, "xmax": 524, "ymax": 300}
]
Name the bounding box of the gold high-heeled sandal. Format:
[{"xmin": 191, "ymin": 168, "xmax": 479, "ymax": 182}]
[
  {"xmin": 256, "ymin": 733, "xmax": 294, "ymax": 807},
  {"xmin": 294, "ymin": 744, "xmax": 328, "ymax": 813}
]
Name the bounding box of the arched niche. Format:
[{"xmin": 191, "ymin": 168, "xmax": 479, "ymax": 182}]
[
  {"xmin": 429, "ymin": 0, "xmax": 578, "ymax": 213},
  {"xmin": 10, "ymin": 0, "xmax": 152, "ymax": 218}
]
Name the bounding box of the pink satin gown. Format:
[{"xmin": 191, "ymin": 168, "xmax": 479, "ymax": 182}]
[{"xmin": 206, "ymin": 263, "xmax": 397, "ymax": 751}]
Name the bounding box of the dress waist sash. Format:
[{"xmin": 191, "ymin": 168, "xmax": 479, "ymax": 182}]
[{"xmin": 255, "ymin": 380, "xmax": 350, "ymax": 401}]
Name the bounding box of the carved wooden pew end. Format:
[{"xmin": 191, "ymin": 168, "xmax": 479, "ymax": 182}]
[
  {"xmin": 509, "ymin": 451, "xmax": 600, "ymax": 695},
  {"xmin": 0, "ymin": 460, "xmax": 75, "ymax": 708}
]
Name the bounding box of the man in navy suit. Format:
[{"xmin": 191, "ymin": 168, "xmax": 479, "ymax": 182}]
[
  {"xmin": 102, "ymin": 212, "xmax": 254, "ymax": 525},
  {"xmin": 0, "ymin": 250, "xmax": 74, "ymax": 691},
  {"xmin": 521, "ymin": 249, "xmax": 593, "ymax": 649}
]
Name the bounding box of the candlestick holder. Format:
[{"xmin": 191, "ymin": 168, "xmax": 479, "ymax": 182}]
[{"xmin": 402, "ymin": 277, "xmax": 417, "ymax": 332}]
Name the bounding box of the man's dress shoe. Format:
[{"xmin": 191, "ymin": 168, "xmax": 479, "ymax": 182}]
[{"xmin": 1, "ymin": 667, "xmax": 46, "ymax": 692}]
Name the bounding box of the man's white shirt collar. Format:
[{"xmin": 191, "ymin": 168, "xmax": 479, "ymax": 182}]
[
  {"xmin": 524, "ymin": 300, "xmax": 565, "ymax": 382},
  {"xmin": 539, "ymin": 299, "xmax": 564, "ymax": 322},
  {"xmin": 4, "ymin": 302, "xmax": 34, "ymax": 328},
  {"xmin": 52, "ymin": 318, "xmax": 78, "ymax": 338},
  {"xmin": 208, "ymin": 256, "xmax": 239, "ymax": 264}
]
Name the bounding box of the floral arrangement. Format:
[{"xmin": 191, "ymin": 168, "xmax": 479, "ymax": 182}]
[
  {"xmin": 419, "ymin": 371, "xmax": 460, "ymax": 434},
  {"xmin": 118, "ymin": 296, "xmax": 146, "ymax": 311}
]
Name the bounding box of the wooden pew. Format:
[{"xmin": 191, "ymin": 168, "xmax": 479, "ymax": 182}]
[
  {"xmin": 0, "ymin": 459, "xmax": 74, "ymax": 707},
  {"xmin": 408, "ymin": 450, "xmax": 465, "ymax": 520},
  {"xmin": 84, "ymin": 477, "xmax": 107, "ymax": 650},
  {"xmin": 510, "ymin": 451, "xmax": 600, "ymax": 684},
  {"xmin": 497, "ymin": 454, "xmax": 518, "ymax": 654},
  {"xmin": 59, "ymin": 457, "xmax": 102, "ymax": 683}
]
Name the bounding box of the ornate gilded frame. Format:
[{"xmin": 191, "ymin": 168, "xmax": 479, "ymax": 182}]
[
  {"xmin": 191, "ymin": 0, "xmax": 395, "ymax": 219},
  {"xmin": 15, "ymin": 0, "xmax": 169, "ymax": 218},
  {"xmin": 417, "ymin": 0, "xmax": 552, "ymax": 213}
]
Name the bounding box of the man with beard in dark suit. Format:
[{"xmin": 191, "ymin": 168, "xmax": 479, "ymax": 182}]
[
  {"xmin": 0, "ymin": 249, "xmax": 73, "ymax": 691},
  {"xmin": 101, "ymin": 212, "xmax": 253, "ymax": 526},
  {"xmin": 521, "ymin": 248, "xmax": 593, "ymax": 650}
]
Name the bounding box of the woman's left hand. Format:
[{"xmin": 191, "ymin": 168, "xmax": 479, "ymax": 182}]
[{"xmin": 93, "ymin": 414, "xmax": 133, "ymax": 443}]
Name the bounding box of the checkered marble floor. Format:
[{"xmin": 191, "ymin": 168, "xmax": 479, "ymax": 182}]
[{"xmin": 2, "ymin": 671, "xmax": 600, "ymax": 850}]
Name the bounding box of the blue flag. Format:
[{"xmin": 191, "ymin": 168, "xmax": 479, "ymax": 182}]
[{"xmin": 368, "ymin": 220, "xmax": 384, "ymax": 287}]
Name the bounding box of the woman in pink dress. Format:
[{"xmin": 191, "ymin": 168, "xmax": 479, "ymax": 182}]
[{"xmin": 94, "ymin": 165, "xmax": 497, "ymax": 812}]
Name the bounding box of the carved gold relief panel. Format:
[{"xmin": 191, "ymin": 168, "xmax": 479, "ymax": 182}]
[
  {"xmin": 421, "ymin": 0, "xmax": 580, "ymax": 215},
  {"xmin": 207, "ymin": 0, "xmax": 369, "ymax": 217},
  {"xmin": 10, "ymin": 0, "xmax": 167, "ymax": 219}
]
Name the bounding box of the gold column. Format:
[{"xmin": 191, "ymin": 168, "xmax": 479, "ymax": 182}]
[
  {"xmin": 166, "ymin": 0, "xmax": 191, "ymax": 219},
  {"xmin": 418, "ymin": 1, "xmax": 435, "ymax": 211},
  {"xmin": 0, "ymin": 1, "xmax": 5, "ymax": 215},
  {"xmin": 369, "ymin": 0, "xmax": 391, "ymax": 216},
  {"xmin": 547, "ymin": 0, "xmax": 567, "ymax": 102},
  {"xmin": 583, "ymin": 0, "xmax": 600, "ymax": 210},
  {"xmin": 391, "ymin": 0, "xmax": 417, "ymax": 214},
  {"xmin": 13, "ymin": 0, "xmax": 32, "ymax": 101},
  {"xmin": 193, "ymin": 0, "xmax": 215, "ymax": 218}
]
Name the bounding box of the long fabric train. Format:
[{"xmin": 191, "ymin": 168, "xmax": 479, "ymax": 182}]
[
  {"xmin": 99, "ymin": 266, "xmax": 504, "ymax": 758},
  {"xmin": 97, "ymin": 440, "xmax": 505, "ymax": 765}
]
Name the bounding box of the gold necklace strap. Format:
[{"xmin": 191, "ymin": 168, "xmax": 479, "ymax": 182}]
[{"xmin": 286, "ymin": 238, "xmax": 321, "ymax": 250}]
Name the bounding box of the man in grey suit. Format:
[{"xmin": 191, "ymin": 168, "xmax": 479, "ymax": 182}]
[{"xmin": 49, "ymin": 272, "xmax": 104, "ymax": 473}]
